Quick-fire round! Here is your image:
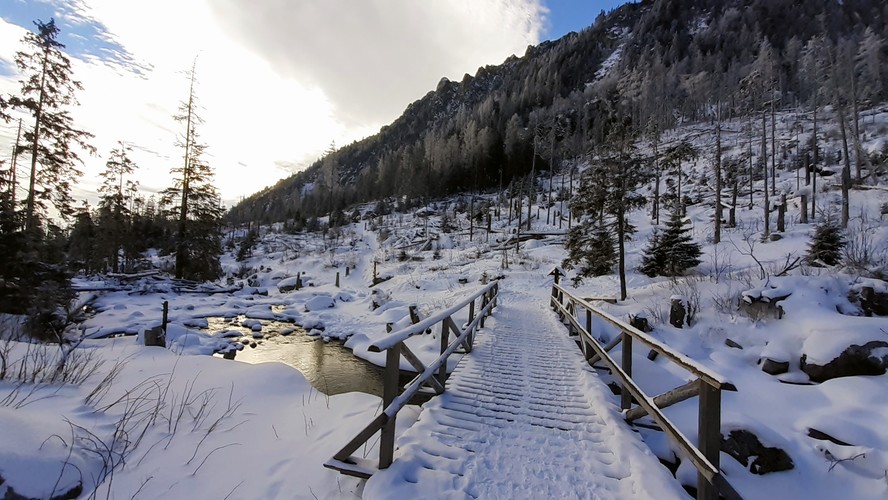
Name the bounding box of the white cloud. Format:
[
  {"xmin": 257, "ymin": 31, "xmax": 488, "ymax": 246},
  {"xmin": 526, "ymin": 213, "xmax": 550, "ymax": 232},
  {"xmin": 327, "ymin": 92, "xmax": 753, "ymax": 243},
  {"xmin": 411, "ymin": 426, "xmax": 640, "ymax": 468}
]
[
  {"xmin": 210, "ymin": 0, "xmax": 546, "ymax": 127},
  {"xmin": 1, "ymin": 0, "xmax": 545, "ymax": 206}
]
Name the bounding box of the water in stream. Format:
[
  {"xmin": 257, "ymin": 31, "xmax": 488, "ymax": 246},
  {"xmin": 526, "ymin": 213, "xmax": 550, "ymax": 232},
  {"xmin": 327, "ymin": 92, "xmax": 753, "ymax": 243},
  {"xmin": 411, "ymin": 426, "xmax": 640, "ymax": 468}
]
[{"xmin": 205, "ymin": 316, "xmax": 391, "ymax": 397}]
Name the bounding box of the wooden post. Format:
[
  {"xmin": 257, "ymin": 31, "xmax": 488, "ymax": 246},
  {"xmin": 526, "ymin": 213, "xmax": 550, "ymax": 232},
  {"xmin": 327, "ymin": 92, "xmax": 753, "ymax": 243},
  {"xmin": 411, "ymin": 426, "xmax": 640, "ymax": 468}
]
[
  {"xmin": 468, "ymin": 299, "xmax": 475, "ymax": 328},
  {"xmin": 800, "ymin": 194, "xmax": 808, "ymax": 224},
  {"xmin": 621, "ymin": 332, "xmax": 633, "ymax": 410},
  {"xmin": 437, "ymin": 321, "xmax": 449, "ymax": 387},
  {"xmin": 585, "ymin": 308, "xmax": 592, "ymax": 338},
  {"xmin": 162, "ymin": 301, "xmax": 169, "ymax": 333},
  {"xmin": 479, "ymin": 292, "xmax": 487, "ymax": 329},
  {"xmin": 345, "ymin": 266, "xmax": 350, "ymax": 277},
  {"xmin": 777, "ymin": 193, "xmax": 786, "ymax": 232},
  {"xmin": 296, "ymin": 272, "xmax": 302, "ymax": 290},
  {"xmin": 380, "ymin": 343, "xmax": 401, "ymax": 469},
  {"xmin": 697, "ymin": 381, "xmax": 722, "ymax": 500},
  {"xmin": 335, "ymin": 271, "xmax": 340, "ymax": 287}
]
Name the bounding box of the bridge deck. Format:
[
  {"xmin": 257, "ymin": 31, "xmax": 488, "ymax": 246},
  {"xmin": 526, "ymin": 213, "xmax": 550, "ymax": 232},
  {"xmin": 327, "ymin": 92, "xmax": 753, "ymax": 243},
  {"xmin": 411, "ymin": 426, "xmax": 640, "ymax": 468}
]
[{"xmin": 363, "ymin": 287, "xmax": 687, "ymax": 499}]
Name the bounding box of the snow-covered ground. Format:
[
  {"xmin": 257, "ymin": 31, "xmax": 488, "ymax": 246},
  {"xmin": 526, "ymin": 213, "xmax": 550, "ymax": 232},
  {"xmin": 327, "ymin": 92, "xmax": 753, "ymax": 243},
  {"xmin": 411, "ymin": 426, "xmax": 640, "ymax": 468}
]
[{"xmin": 2, "ymin": 105, "xmax": 888, "ymax": 498}]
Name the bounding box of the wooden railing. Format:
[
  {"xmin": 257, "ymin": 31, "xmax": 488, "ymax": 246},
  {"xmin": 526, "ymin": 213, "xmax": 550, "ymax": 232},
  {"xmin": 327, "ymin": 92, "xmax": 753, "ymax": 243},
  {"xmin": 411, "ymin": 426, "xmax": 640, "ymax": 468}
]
[
  {"xmin": 324, "ymin": 281, "xmax": 499, "ymax": 479},
  {"xmin": 551, "ymin": 281, "xmax": 741, "ymax": 500}
]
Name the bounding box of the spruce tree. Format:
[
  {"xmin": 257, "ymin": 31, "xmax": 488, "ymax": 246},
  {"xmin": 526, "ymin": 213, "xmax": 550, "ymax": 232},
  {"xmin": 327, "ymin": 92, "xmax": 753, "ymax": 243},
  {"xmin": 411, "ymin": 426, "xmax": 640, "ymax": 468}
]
[
  {"xmin": 67, "ymin": 202, "xmax": 98, "ymax": 273},
  {"xmin": 161, "ymin": 64, "xmax": 223, "ymax": 281},
  {"xmin": 563, "ymin": 218, "xmax": 616, "ymax": 285},
  {"xmin": 97, "ymin": 142, "xmax": 138, "ymax": 273},
  {"xmin": 638, "ymin": 228, "xmax": 664, "ymax": 278},
  {"xmin": 640, "ymin": 210, "xmax": 702, "ymax": 277},
  {"xmin": 1, "ymin": 19, "xmax": 91, "ymax": 331},
  {"xmin": 807, "ymin": 218, "xmax": 845, "ymax": 266},
  {"xmin": 9, "ymin": 18, "xmax": 94, "ymax": 231}
]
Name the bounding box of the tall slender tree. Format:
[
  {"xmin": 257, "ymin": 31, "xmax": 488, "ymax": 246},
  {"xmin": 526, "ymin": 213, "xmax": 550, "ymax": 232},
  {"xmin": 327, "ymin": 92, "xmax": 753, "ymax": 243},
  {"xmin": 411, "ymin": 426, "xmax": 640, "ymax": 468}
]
[
  {"xmin": 9, "ymin": 19, "xmax": 94, "ymax": 232},
  {"xmin": 161, "ymin": 63, "xmax": 223, "ymax": 281}
]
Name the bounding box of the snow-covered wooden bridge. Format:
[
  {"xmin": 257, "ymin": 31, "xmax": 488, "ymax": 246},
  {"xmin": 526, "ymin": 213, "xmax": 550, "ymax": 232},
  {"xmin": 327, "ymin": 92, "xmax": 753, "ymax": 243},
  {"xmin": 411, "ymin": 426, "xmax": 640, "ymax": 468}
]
[{"xmin": 325, "ymin": 281, "xmax": 741, "ymax": 500}]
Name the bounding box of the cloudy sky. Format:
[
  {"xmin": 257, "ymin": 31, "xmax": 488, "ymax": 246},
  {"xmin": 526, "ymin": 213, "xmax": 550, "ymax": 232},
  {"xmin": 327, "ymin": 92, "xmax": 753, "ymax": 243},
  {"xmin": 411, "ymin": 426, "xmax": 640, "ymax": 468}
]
[{"xmin": 0, "ymin": 0, "xmax": 625, "ymax": 208}]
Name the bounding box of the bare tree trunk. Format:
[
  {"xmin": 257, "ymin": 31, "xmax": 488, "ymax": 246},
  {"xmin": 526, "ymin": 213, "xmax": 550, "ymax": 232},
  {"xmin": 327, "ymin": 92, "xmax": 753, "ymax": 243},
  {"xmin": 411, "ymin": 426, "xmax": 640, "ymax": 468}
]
[
  {"xmin": 26, "ymin": 49, "xmax": 50, "ymax": 233},
  {"xmin": 527, "ymin": 137, "xmax": 536, "ymax": 231},
  {"xmin": 748, "ymin": 117, "xmax": 754, "ymax": 209},
  {"xmin": 800, "ymin": 194, "xmax": 808, "ymax": 224},
  {"xmin": 176, "ymin": 65, "xmax": 197, "ymax": 279},
  {"xmin": 469, "ymin": 195, "xmax": 474, "ymax": 241},
  {"xmin": 730, "ymin": 175, "xmax": 738, "ymax": 227},
  {"xmin": 850, "ymin": 68, "xmax": 865, "ymax": 184},
  {"xmin": 771, "ymin": 95, "xmax": 777, "ymax": 196},
  {"xmin": 652, "ymin": 134, "xmax": 660, "ymax": 224},
  {"xmin": 9, "ymin": 118, "xmax": 22, "ymax": 215},
  {"xmin": 617, "ymin": 207, "xmax": 627, "ymax": 301},
  {"xmin": 837, "ymin": 107, "xmax": 852, "ymax": 228},
  {"xmin": 762, "ymin": 111, "xmax": 770, "ymax": 237},
  {"xmin": 568, "ymin": 166, "xmax": 574, "ymax": 229},
  {"xmin": 714, "ymin": 122, "xmax": 722, "ymax": 244},
  {"xmin": 811, "ymin": 99, "xmax": 818, "ymax": 220},
  {"xmin": 546, "ymin": 123, "xmax": 556, "ymax": 225}
]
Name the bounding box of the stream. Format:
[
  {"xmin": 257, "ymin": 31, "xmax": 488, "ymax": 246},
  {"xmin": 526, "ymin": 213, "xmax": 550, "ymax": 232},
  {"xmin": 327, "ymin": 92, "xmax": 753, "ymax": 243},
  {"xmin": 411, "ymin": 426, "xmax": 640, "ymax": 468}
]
[{"xmin": 205, "ymin": 316, "xmax": 418, "ymax": 398}]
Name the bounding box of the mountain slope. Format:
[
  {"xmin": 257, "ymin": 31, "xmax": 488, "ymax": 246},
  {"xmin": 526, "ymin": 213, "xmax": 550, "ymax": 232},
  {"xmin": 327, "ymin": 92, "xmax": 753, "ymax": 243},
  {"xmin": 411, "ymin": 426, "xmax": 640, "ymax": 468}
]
[{"xmin": 227, "ymin": 0, "xmax": 886, "ymax": 225}]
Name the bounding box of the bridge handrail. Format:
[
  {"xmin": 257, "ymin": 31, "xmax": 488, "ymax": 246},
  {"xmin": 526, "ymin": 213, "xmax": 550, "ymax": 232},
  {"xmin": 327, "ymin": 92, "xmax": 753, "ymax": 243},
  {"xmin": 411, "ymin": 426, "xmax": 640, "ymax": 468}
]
[
  {"xmin": 551, "ymin": 282, "xmax": 741, "ymax": 500},
  {"xmin": 325, "ymin": 281, "xmax": 499, "ymax": 479},
  {"xmin": 554, "ymin": 284, "xmax": 735, "ymax": 390},
  {"xmin": 370, "ymin": 281, "xmax": 499, "ymax": 352}
]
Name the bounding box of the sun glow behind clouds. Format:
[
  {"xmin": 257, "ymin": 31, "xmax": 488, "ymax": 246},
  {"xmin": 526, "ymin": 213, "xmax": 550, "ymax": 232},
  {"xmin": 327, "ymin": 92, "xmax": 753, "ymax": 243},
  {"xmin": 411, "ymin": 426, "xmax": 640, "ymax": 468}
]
[{"xmin": 1, "ymin": 0, "xmax": 545, "ymax": 206}]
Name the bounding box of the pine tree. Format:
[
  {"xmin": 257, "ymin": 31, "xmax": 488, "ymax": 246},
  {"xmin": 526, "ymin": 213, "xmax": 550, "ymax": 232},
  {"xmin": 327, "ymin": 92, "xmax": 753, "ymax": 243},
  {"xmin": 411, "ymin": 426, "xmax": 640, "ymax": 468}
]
[
  {"xmin": 807, "ymin": 218, "xmax": 845, "ymax": 266},
  {"xmin": 565, "ymin": 110, "xmax": 648, "ymax": 299},
  {"xmin": 638, "ymin": 228, "xmax": 664, "ymax": 278},
  {"xmin": 67, "ymin": 201, "xmax": 98, "ymax": 273},
  {"xmin": 97, "ymin": 142, "xmax": 138, "ymax": 273},
  {"xmin": 9, "ymin": 19, "xmax": 94, "ymax": 231},
  {"xmin": 1, "ymin": 19, "xmax": 91, "ymax": 331},
  {"xmin": 161, "ymin": 63, "xmax": 223, "ymax": 281},
  {"xmin": 563, "ymin": 219, "xmax": 616, "ymax": 285},
  {"xmin": 639, "ymin": 210, "xmax": 701, "ymax": 277}
]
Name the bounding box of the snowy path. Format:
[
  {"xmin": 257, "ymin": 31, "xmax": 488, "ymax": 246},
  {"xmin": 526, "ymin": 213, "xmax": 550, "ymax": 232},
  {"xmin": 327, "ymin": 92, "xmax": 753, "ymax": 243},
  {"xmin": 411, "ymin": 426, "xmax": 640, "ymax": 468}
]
[{"xmin": 364, "ymin": 285, "xmax": 687, "ymax": 499}]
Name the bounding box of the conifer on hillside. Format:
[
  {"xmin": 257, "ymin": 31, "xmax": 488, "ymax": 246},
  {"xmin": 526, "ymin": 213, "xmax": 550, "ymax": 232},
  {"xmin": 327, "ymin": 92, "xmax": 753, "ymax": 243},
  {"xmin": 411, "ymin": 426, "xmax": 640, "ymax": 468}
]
[
  {"xmin": 639, "ymin": 210, "xmax": 701, "ymax": 277},
  {"xmin": 807, "ymin": 218, "xmax": 845, "ymax": 266}
]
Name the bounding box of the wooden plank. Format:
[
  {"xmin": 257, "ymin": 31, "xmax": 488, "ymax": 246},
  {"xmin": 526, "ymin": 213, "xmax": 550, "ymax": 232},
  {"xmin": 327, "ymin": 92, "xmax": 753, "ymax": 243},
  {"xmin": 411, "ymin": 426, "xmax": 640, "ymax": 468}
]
[
  {"xmin": 401, "ymin": 344, "xmax": 445, "ymax": 394},
  {"xmin": 625, "ymin": 380, "xmax": 700, "ymax": 422},
  {"xmin": 333, "ymin": 412, "xmax": 388, "ymax": 462},
  {"xmin": 588, "ymin": 334, "xmax": 623, "ymax": 364},
  {"xmin": 322, "ymin": 458, "xmax": 375, "ymax": 479},
  {"xmin": 380, "ymin": 344, "xmax": 401, "ymax": 468},
  {"xmin": 621, "ymin": 333, "xmax": 633, "ymax": 411}
]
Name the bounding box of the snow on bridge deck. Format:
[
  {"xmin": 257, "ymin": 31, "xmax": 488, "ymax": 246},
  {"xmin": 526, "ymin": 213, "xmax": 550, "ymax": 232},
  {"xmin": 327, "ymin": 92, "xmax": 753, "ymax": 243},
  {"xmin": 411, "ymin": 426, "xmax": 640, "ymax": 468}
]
[{"xmin": 363, "ymin": 287, "xmax": 687, "ymax": 499}]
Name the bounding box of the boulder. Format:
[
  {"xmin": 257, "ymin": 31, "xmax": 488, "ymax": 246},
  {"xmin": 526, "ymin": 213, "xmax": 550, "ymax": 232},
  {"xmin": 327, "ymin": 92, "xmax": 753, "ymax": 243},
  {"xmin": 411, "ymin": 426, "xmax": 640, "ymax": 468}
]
[
  {"xmin": 669, "ymin": 296, "xmax": 687, "ymax": 328},
  {"xmin": 725, "ymin": 338, "xmax": 743, "ymax": 349},
  {"xmin": 859, "ymin": 286, "xmax": 888, "ymax": 316},
  {"xmin": 721, "ymin": 429, "xmax": 794, "ymax": 474},
  {"xmin": 305, "ymin": 295, "xmax": 335, "ymax": 312},
  {"xmin": 740, "ymin": 287, "xmax": 790, "ymax": 320},
  {"xmin": 801, "ymin": 340, "xmax": 888, "ymax": 382},
  {"xmin": 760, "ymin": 357, "xmax": 790, "ymax": 375},
  {"xmin": 278, "ymin": 275, "xmax": 303, "ymax": 293}
]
